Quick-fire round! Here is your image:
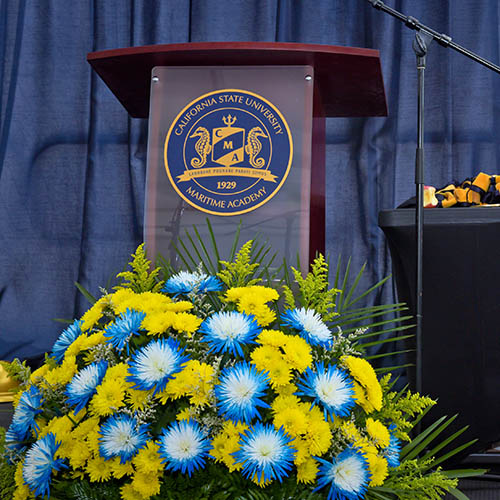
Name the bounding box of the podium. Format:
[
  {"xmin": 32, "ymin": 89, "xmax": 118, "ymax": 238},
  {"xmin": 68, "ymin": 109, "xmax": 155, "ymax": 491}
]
[{"xmin": 88, "ymin": 42, "xmax": 386, "ymax": 267}]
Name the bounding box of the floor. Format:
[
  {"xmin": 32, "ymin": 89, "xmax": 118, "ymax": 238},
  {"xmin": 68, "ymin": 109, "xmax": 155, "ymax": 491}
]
[{"xmin": 445, "ymin": 479, "xmax": 500, "ymax": 499}]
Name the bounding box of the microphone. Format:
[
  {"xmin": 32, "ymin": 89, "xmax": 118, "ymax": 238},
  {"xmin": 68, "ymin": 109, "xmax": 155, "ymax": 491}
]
[{"xmin": 366, "ymin": 0, "xmax": 383, "ymax": 8}]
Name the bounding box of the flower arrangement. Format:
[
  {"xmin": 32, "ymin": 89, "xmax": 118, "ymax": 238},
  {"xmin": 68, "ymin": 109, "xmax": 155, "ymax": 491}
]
[{"xmin": 2, "ymin": 240, "xmax": 478, "ymax": 500}]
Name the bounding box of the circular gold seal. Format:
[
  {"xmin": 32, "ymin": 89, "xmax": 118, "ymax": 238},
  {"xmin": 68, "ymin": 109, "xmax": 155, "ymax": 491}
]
[{"xmin": 164, "ymin": 89, "xmax": 293, "ymax": 216}]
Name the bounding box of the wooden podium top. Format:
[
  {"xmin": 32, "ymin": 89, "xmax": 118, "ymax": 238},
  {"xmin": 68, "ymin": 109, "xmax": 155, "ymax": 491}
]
[{"xmin": 87, "ymin": 42, "xmax": 387, "ymax": 119}]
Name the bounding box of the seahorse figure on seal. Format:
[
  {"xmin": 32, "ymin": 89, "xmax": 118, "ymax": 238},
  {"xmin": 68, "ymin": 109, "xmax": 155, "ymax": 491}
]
[
  {"xmin": 189, "ymin": 127, "xmax": 211, "ymax": 168},
  {"xmin": 245, "ymin": 127, "xmax": 268, "ymax": 168}
]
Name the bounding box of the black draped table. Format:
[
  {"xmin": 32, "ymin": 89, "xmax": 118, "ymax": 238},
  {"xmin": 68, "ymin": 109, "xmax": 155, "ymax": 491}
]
[{"xmin": 379, "ymin": 207, "xmax": 500, "ymax": 457}]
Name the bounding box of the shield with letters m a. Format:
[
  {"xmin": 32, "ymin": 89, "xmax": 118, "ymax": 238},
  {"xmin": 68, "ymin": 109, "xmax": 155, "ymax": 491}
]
[{"xmin": 211, "ymin": 119, "xmax": 245, "ymax": 167}]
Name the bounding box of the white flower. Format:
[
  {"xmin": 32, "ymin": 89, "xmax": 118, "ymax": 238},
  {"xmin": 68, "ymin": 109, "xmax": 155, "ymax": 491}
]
[
  {"xmin": 281, "ymin": 308, "xmax": 332, "ymax": 346},
  {"xmin": 158, "ymin": 420, "xmax": 210, "ymax": 476}
]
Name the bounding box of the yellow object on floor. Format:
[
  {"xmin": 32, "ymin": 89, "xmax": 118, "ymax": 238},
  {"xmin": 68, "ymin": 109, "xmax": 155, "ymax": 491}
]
[{"xmin": 0, "ymin": 364, "xmax": 19, "ymax": 403}]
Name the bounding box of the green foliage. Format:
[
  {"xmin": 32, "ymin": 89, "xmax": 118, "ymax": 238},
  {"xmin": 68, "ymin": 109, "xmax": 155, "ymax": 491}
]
[
  {"xmin": 51, "ymin": 479, "xmax": 121, "ymax": 500},
  {"xmin": 156, "ymin": 462, "xmax": 323, "ymax": 500},
  {"xmin": 282, "ymin": 254, "xmax": 340, "ymax": 322},
  {"xmin": 374, "ymin": 375, "xmax": 436, "ymax": 442},
  {"xmin": 217, "ymin": 240, "xmax": 260, "ymax": 288},
  {"xmin": 0, "ymin": 427, "xmax": 16, "ymax": 500},
  {"xmin": 0, "ymin": 358, "xmax": 30, "ymax": 386},
  {"xmin": 375, "ymin": 459, "xmax": 458, "ymax": 499},
  {"xmin": 115, "ymin": 243, "xmax": 164, "ymax": 293}
]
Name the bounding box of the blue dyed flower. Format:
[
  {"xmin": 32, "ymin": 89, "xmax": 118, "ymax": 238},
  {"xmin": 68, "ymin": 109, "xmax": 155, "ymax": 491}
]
[
  {"xmin": 50, "ymin": 320, "xmax": 84, "ymax": 363},
  {"xmin": 104, "ymin": 308, "xmax": 145, "ymax": 352},
  {"xmin": 281, "ymin": 307, "xmax": 332, "ymax": 346},
  {"xmin": 8, "ymin": 386, "xmax": 43, "ymax": 442},
  {"xmin": 384, "ymin": 431, "xmax": 401, "ymax": 468},
  {"xmin": 214, "ymin": 362, "xmax": 269, "ymax": 423},
  {"xmin": 314, "ymin": 448, "xmax": 371, "ymax": 500},
  {"xmin": 127, "ymin": 337, "xmax": 189, "ymax": 395},
  {"xmin": 23, "ymin": 433, "xmax": 67, "ymax": 498},
  {"xmin": 296, "ymin": 362, "xmax": 355, "ymax": 420},
  {"xmin": 200, "ymin": 311, "xmax": 260, "ymax": 357},
  {"xmin": 163, "ymin": 271, "xmax": 223, "ymax": 296},
  {"xmin": 99, "ymin": 414, "xmax": 149, "ymax": 464},
  {"xmin": 4, "ymin": 426, "xmax": 27, "ymax": 456},
  {"xmin": 158, "ymin": 420, "xmax": 210, "ymax": 476},
  {"xmin": 233, "ymin": 423, "xmax": 295, "ymax": 483},
  {"xmin": 65, "ymin": 361, "xmax": 108, "ymax": 413}
]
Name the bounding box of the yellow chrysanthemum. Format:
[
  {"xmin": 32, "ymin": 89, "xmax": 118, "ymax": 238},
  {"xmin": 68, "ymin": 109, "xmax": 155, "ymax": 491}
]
[
  {"xmin": 267, "ymin": 360, "xmax": 293, "ymax": 388},
  {"xmin": 237, "ymin": 298, "xmax": 276, "ymax": 327},
  {"xmin": 342, "ymin": 355, "xmax": 382, "ymax": 412},
  {"xmin": 86, "ymin": 428, "xmax": 101, "ymax": 456},
  {"xmin": 141, "ymin": 310, "xmax": 177, "ymax": 335},
  {"xmin": 110, "ymin": 457, "xmax": 135, "ymax": 479},
  {"xmin": 67, "ymin": 439, "xmax": 92, "ymax": 469},
  {"xmin": 160, "ymin": 360, "xmax": 211, "ymax": 402},
  {"xmin": 80, "ymin": 331, "xmax": 106, "ymax": 351},
  {"xmin": 164, "ymin": 300, "xmax": 193, "ymax": 312},
  {"xmin": 89, "ymin": 379, "xmax": 126, "ymax": 417},
  {"xmin": 293, "ymin": 437, "xmax": 312, "ymax": 465},
  {"xmin": 13, "ymin": 460, "xmax": 31, "ymax": 500},
  {"xmin": 188, "ymin": 382, "xmax": 213, "ymax": 406},
  {"xmin": 281, "ymin": 335, "xmax": 312, "ymax": 372},
  {"xmin": 250, "ymin": 344, "xmax": 282, "ymax": 373},
  {"xmin": 225, "ymin": 287, "xmax": 246, "ymax": 302},
  {"xmin": 305, "ymin": 413, "xmax": 332, "ymax": 455},
  {"xmin": 273, "ymin": 407, "xmax": 308, "ymax": 437},
  {"xmin": 226, "ymin": 286, "xmax": 279, "ymax": 304},
  {"xmin": 120, "ymin": 482, "xmax": 139, "ymax": 500},
  {"xmin": 296, "ymin": 456, "xmax": 319, "ymax": 484},
  {"xmin": 210, "ymin": 421, "xmax": 248, "ymax": 472},
  {"xmin": 64, "ymin": 334, "xmax": 90, "ymax": 358},
  {"xmin": 110, "ymin": 288, "xmax": 136, "ymax": 311},
  {"xmin": 71, "ymin": 470, "xmax": 86, "ymax": 480},
  {"xmin": 341, "ymin": 421, "xmax": 362, "ymax": 443},
  {"xmin": 12, "ymin": 390, "xmax": 22, "ymax": 409},
  {"xmin": 350, "ymin": 380, "xmax": 372, "ymax": 413},
  {"xmin": 39, "ymin": 415, "xmax": 74, "ymax": 456},
  {"xmin": 103, "ymin": 363, "xmax": 130, "ymax": 384},
  {"xmin": 173, "ymin": 312, "xmax": 203, "ymax": 336},
  {"xmin": 275, "ymin": 383, "xmax": 297, "ymax": 397},
  {"xmin": 131, "ymin": 471, "xmax": 161, "ymax": 498},
  {"xmin": 137, "ymin": 291, "xmax": 172, "ymax": 312},
  {"xmin": 113, "ymin": 291, "xmax": 171, "ymax": 317},
  {"xmin": 81, "ymin": 297, "xmax": 108, "ymax": 332},
  {"xmin": 133, "ymin": 441, "xmax": 164, "ymax": 475},
  {"xmin": 86, "ymin": 456, "xmax": 113, "ymax": 482},
  {"xmin": 125, "ymin": 388, "xmax": 153, "ymax": 412},
  {"xmin": 71, "ymin": 416, "xmax": 100, "ymax": 441},
  {"xmin": 30, "ymin": 363, "xmax": 50, "ymax": 383},
  {"xmin": 366, "ymin": 418, "xmax": 390, "ymax": 448},
  {"xmin": 271, "ymin": 394, "xmax": 302, "ymax": 414},
  {"xmin": 43, "ymin": 355, "xmax": 77, "ymax": 386},
  {"xmin": 356, "ymin": 439, "xmax": 378, "ymax": 457},
  {"xmin": 176, "ymin": 407, "xmax": 193, "ymax": 421},
  {"xmin": 256, "ymin": 329, "xmax": 288, "ymax": 347},
  {"xmin": 366, "ymin": 453, "xmax": 389, "ymax": 486}
]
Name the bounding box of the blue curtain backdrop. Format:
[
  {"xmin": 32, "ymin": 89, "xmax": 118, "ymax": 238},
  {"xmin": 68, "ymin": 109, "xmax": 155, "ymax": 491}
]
[{"xmin": 1, "ymin": 0, "xmax": 500, "ymax": 361}]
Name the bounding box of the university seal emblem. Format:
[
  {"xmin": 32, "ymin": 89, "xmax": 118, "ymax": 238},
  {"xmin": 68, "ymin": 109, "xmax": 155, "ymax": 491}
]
[{"xmin": 164, "ymin": 89, "xmax": 293, "ymax": 216}]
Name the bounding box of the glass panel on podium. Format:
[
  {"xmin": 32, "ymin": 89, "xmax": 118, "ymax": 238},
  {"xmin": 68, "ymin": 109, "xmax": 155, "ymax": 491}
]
[{"xmin": 145, "ymin": 65, "xmax": 314, "ymax": 269}]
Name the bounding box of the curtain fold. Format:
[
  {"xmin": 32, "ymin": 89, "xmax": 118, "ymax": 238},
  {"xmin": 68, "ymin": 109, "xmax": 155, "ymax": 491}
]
[{"xmin": 1, "ymin": 0, "xmax": 500, "ymax": 360}]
